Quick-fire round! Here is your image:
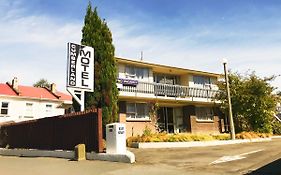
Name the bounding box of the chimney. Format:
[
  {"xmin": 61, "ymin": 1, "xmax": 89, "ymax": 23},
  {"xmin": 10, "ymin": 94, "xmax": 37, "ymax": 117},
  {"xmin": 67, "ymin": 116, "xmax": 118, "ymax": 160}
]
[
  {"xmin": 51, "ymin": 83, "xmax": 56, "ymax": 93},
  {"xmin": 12, "ymin": 77, "xmax": 19, "ymax": 91}
]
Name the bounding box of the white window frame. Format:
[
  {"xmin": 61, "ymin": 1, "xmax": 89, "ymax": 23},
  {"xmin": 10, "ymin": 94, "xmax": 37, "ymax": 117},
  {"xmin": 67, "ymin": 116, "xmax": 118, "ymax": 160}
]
[
  {"xmin": 126, "ymin": 102, "xmax": 150, "ymax": 120},
  {"xmin": 1, "ymin": 102, "xmax": 9, "ymax": 115},
  {"xmin": 195, "ymin": 106, "xmax": 214, "ymax": 121},
  {"xmin": 46, "ymin": 104, "xmax": 52, "ymax": 113},
  {"xmin": 25, "ymin": 103, "xmax": 34, "ymax": 118},
  {"xmin": 125, "ymin": 66, "xmax": 149, "ymax": 80},
  {"xmin": 193, "ymin": 75, "xmax": 211, "ymax": 88}
]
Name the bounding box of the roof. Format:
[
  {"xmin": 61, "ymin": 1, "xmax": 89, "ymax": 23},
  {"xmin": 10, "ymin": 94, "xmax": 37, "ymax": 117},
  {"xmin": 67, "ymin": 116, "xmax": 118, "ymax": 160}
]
[
  {"xmin": 116, "ymin": 57, "xmax": 222, "ymax": 77},
  {"xmin": 0, "ymin": 83, "xmax": 72, "ymax": 101}
]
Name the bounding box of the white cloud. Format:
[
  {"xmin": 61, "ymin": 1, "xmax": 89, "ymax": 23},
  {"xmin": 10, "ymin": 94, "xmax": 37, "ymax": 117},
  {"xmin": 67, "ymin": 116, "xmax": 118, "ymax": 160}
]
[
  {"xmin": 108, "ymin": 18, "xmax": 281, "ymax": 90},
  {"xmin": 0, "ymin": 1, "xmax": 82, "ymax": 91},
  {"xmin": 0, "ymin": 0, "xmax": 280, "ymax": 93}
]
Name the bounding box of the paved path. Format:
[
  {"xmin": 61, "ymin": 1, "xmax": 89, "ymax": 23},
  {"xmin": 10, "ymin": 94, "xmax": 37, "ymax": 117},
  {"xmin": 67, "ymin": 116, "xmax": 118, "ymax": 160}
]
[{"xmin": 1, "ymin": 138, "xmax": 281, "ymax": 175}]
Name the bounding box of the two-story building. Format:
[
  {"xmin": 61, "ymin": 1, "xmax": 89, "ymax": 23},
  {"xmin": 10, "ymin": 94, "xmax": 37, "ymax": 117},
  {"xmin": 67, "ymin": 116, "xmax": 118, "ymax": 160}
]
[
  {"xmin": 0, "ymin": 78, "xmax": 72, "ymax": 123},
  {"xmin": 116, "ymin": 57, "xmax": 224, "ymax": 137}
]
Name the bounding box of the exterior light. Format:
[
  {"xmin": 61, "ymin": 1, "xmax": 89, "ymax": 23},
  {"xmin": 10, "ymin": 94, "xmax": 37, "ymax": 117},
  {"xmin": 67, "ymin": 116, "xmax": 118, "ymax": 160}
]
[{"xmin": 222, "ymin": 59, "xmax": 235, "ymax": 140}]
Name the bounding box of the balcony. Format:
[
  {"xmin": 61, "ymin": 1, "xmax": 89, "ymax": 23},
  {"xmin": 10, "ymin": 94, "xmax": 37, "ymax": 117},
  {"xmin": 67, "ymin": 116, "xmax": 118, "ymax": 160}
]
[{"xmin": 118, "ymin": 81, "xmax": 219, "ymax": 101}]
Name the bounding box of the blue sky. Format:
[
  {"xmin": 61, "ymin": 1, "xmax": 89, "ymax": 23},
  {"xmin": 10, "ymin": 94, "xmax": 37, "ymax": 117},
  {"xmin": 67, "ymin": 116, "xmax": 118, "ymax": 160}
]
[{"xmin": 0, "ymin": 0, "xmax": 281, "ymax": 91}]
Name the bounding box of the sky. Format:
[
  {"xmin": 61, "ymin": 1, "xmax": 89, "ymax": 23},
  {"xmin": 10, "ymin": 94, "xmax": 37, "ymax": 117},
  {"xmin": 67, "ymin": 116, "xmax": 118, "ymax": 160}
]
[{"xmin": 0, "ymin": 0, "xmax": 281, "ymax": 92}]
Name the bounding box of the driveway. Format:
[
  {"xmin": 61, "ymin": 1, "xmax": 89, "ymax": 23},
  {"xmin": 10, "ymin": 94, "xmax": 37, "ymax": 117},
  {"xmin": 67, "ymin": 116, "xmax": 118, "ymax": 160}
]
[{"xmin": 1, "ymin": 138, "xmax": 281, "ymax": 175}]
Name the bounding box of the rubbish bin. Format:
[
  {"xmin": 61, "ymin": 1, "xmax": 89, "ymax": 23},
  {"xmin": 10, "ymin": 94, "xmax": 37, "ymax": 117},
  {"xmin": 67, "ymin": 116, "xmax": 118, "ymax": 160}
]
[{"xmin": 106, "ymin": 123, "xmax": 126, "ymax": 154}]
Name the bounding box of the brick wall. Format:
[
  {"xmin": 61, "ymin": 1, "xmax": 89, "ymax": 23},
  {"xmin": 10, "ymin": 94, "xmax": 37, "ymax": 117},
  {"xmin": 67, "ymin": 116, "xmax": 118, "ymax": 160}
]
[
  {"xmin": 119, "ymin": 113, "xmax": 157, "ymax": 137},
  {"xmin": 190, "ymin": 115, "xmax": 222, "ymax": 134}
]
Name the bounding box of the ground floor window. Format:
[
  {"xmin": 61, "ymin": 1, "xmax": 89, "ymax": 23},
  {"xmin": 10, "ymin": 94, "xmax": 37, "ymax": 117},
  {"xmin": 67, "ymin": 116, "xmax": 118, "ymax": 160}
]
[
  {"xmin": 46, "ymin": 104, "xmax": 52, "ymax": 114},
  {"xmin": 25, "ymin": 103, "xmax": 33, "ymax": 118},
  {"xmin": 1, "ymin": 102, "xmax": 9, "ymax": 115},
  {"xmin": 195, "ymin": 106, "xmax": 214, "ymax": 121},
  {"xmin": 126, "ymin": 102, "xmax": 149, "ymax": 120}
]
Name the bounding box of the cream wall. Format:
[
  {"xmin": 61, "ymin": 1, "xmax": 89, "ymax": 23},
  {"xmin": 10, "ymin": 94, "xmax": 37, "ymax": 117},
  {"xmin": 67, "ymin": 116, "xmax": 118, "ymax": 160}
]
[
  {"xmin": 0, "ymin": 96, "xmax": 67, "ymax": 123},
  {"xmin": 180, "ymin": 74, "xmax": 189, "ymax": 86},
  {"xmin": 118, "ymin": 63, "xmax": 219, "ymax": 89}
]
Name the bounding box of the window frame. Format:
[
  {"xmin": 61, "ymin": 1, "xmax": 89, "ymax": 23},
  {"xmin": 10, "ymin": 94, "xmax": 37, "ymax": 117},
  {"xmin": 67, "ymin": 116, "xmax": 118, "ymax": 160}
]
[
  {"xmin": 46, "ymin": 104, "xmax": 52, "ymax": 113},
  {"xmin": 1, "ymin": 102, "xmax": 9, "ymax": 115},
  {"xmin": 195, "ymin": 106, "xmax": 214, "ymax": 122},
  {"xmin": 126, "ymin": 102, "xmax": 150, "ymax": 121},
  {"xmin": 25, "ymin": 102, "xmax": 34, "ymax": 118},
  {"xmin": 125, "ymin": 66, "xmax": 149, "ymax": 80},
  {"xmin": 193, "ymin": 75, "xmax": 211, "ymax": 88}
]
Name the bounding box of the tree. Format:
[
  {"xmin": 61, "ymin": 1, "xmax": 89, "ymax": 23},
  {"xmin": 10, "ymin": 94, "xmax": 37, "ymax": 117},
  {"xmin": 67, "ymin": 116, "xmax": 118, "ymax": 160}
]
[
  {"xmin": 81, "ymin": 3, "xmax": 118, "ymax": 125},
  {"xmin": 33, "ymin": 79, "xmax": 51, "ymax": 88},
  {"xmin": 217, "ymin": 72, "xmax": 277, "ymax": 133}
]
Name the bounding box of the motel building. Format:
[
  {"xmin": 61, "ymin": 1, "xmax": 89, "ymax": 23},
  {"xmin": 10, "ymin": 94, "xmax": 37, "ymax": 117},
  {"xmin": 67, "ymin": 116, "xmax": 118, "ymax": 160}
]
[
  {"xmin": 116, "ymin": 57, "xmax": 225, "ymax": 137},
  {"xmin": 0, "ymin": 77, "xmax": 72, "ymax": 123}
]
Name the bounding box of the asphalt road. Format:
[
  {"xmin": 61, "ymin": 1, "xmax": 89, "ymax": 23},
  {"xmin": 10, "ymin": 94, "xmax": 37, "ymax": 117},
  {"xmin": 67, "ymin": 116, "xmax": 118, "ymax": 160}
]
[{"xmin": 1, "ymin": 138, "xmax": 281, "ymax": 175}]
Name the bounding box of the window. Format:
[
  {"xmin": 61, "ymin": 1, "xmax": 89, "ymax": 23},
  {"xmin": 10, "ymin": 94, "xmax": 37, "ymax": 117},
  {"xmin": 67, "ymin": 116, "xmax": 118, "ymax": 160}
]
[
  {"xmin": 1, "ymin": 102, "xmax": 9, "ymax": 115},
  {"xmin": 154, "ymin": 74, "xmax": 180, "ymax": 85},
  {"xmin": 46, "ymin": 104, "xmax": 52, "ymax": 114},
  {"xmin": 46, "ymin": 104, "xmax": 52, "ymax": 112},
  {"xmin": 25, "ymin": 103, "xmax": 33, "ymax": 118},
  {"xmin": 126, "ymin": 103, "xmax": 149, "ymax": 119},
  {"xmin": 193, "ymin": 75, "xmax": 211, "ymax": 88},
  {"xmin": 195, "ymin": 107, "xmax": 214, "ymax": 121},
  {"xmin": 125, "ymin": 66, "xmax": 149, "ymax": 80}
]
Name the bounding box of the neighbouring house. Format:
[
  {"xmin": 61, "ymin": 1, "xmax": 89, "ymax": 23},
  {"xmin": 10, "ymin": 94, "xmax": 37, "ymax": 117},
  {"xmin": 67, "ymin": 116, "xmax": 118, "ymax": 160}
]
[
  {"xmin": 0, "ymin": 77, "xmax": 72, "ymax": 123},
  {"xmin": 116, "ymin": 57, "xmax": 225, "ymax": 137}
]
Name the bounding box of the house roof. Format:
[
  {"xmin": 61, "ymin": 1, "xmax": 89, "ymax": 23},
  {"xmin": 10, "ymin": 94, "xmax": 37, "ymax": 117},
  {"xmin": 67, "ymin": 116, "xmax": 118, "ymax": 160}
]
[
  {"xmin": 0, "ymin": 83, "xmax": 72, "ymax": 101},
  {"xmin": 116, "ymin": 57, "xmax": 222, "ymax": 77}
]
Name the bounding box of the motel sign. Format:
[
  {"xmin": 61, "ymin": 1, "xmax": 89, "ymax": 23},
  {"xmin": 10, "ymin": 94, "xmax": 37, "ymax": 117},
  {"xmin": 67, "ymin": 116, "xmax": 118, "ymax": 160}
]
[{"xmin": 66, "ymin": 42, "xmax": 94, "ymax": 111}]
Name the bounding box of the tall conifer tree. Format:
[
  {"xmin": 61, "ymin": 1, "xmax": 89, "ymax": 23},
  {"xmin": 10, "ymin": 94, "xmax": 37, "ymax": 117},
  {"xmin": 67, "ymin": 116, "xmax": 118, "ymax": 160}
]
[{"xmin": 81, "ymin": 3, "xmax": 118, "ymax": 124}]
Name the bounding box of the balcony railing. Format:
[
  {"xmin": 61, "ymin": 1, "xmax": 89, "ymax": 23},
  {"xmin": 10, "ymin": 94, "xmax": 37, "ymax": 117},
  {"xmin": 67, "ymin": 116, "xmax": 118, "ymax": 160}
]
[{"xmin": 118, "ymin": 81, "xmax": 219, "ymax": 99}]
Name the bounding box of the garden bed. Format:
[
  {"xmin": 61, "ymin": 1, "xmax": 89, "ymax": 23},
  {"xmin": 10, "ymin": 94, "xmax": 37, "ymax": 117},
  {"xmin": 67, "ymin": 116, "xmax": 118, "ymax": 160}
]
[{"xmin": 127, "ymin": 132, "xmax": 272, "ymax": 148}]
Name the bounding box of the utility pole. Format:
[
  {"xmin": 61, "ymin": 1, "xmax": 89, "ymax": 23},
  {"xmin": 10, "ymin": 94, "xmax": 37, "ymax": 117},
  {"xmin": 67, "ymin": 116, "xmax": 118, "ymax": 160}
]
[{"xmin": 223, "ymin": 59, "xmax": 235, "ymax": 140}]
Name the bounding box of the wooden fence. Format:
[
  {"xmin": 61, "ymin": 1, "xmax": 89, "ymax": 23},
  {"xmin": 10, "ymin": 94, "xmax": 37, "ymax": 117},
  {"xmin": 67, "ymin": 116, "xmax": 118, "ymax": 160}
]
[{"xmin": 0, "ymin": 108, "xmax": 103, "ymax": 153}]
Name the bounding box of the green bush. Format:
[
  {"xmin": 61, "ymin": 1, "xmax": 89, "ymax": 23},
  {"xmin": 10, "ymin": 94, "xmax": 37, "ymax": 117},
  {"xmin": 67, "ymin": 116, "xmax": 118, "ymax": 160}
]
[
  {"xmin": 142, "ymin": 126, "xmax": 153, "ymax": 137},
  {"xmin": 272, "ymin": 121, "xmax": 281, "ymax": 135}
]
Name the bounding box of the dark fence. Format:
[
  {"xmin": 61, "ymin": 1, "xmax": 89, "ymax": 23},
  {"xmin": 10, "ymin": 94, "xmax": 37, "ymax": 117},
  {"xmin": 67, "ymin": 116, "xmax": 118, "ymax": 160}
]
[{"xmin": 0, "ymin": 108, "xmax": 103, "ymax": 153}]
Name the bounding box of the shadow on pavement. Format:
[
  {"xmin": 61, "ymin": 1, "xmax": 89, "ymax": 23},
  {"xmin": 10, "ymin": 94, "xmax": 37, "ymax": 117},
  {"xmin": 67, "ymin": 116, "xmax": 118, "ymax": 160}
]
[{"xmin": 244, "ymin": 158, "xmax": 281, "ymax": 175}]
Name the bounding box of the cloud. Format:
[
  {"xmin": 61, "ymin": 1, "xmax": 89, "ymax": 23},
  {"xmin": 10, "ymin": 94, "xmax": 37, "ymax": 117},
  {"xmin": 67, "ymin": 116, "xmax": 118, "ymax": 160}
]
[
  {"xmin": 0, "ymin": 0, "xmax": 82, "ymax": 91},
  {"xmin": 0, "ymin": 0, "xmax": 280, "ymax": 92},
  {"xmin": 108, "ymin": 17, "xmax": 281, "ymax": 90}
]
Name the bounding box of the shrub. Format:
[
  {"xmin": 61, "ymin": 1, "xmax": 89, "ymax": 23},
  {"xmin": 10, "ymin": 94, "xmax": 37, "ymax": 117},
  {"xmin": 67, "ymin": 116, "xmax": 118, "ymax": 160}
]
[
  {"xmin": 142, "ymin": 126, "xmax": 153, "ymax": 137},
  {"xmin": 272, "ymin": 121, "xmax": 281, "ymax": 135},
  {"xmin": 235, "ymin": 132, "xmax": 271, "ymax": 139},
  {"xmin": 126, "ymin": 132, "xmax": 271, "ymax": 147}
]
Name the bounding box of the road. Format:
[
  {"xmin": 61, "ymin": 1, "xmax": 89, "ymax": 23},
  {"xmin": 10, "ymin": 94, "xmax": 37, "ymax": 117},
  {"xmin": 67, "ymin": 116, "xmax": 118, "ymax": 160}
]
[{"xmin": 1, "ymin": 138, "xmax": 281, "ymax": 175}]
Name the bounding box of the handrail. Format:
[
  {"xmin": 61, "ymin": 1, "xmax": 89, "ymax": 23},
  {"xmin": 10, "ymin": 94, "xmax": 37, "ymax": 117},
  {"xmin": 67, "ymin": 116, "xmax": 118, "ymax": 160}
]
[{"xmin": 118, "ymin": 81, "xmax": 219, "ymax": 99}]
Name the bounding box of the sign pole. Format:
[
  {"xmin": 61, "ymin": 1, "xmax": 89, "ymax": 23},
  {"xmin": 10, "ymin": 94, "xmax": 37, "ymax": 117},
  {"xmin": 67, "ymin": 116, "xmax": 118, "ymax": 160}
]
[{"xmin": 80, "ymin": 91, "xmax": 85, "ymax": 111}]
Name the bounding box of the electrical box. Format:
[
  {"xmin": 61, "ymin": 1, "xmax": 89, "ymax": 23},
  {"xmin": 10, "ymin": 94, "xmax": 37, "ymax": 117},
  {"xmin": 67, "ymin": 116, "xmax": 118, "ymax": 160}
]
[{"xmin": 106, "ymin": 123, "xmax": 126, "ymax": 154}]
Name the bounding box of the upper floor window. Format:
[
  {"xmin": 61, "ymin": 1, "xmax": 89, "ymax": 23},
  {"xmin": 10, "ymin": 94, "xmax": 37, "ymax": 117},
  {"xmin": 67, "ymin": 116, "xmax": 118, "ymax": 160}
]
[
  {"xmin": 125, "ymin": 66, "xmax": 149, "ymax": 80},
  {"xmin": 193, "ymin": 75, "xmax": 211, "ymax": 87},
  {"xmin": 195, "ymin": 107, "xmax": 214, "ymax": 121},
  {"xmin": 126, "ymin": 102, "xmax": 149, "ymax": 120},
  {"xmin": 154, "ymin": 74, "xmax": 180, "ymax": 85},
  {"xmin": 1, "ymin": 102, "xmax": 9, "ymax": 115}
]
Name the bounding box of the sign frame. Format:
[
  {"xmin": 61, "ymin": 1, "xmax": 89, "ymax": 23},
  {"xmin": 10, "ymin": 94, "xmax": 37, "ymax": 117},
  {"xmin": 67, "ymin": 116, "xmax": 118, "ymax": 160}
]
[{"xmin": 66, "ymin": 42, "xmax": 94, "ymax": 111}]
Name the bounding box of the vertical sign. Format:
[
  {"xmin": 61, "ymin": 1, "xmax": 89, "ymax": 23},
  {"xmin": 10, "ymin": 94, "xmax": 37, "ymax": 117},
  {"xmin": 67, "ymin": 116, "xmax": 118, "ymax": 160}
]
[{"xmin": 66, "ymin": 42, "xmax": 94, "ymax": 111}]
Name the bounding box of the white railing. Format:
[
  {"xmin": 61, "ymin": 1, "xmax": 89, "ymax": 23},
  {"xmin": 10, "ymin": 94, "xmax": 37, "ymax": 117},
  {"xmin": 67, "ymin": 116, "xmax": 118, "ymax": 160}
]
[{"xmin": 118, "ymin": 81, "xmax": 219, "ymax": 99}]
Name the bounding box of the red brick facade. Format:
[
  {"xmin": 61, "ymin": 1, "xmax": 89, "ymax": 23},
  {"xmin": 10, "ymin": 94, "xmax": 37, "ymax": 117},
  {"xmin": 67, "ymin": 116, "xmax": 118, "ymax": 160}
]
[
  {"xmin": 190, "ymin": 115, "xmax": 223, "ymax": 134},
  {"xmin": 119, "ymin": 113, "xmax": 157, "ymax": 137},
  {"xmin": 118, "ymin": 102, "xmax": 225, "ymax": 137}
]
